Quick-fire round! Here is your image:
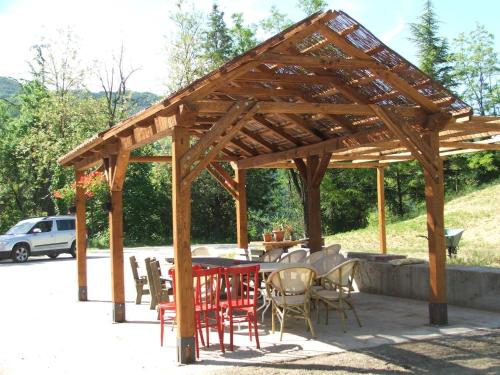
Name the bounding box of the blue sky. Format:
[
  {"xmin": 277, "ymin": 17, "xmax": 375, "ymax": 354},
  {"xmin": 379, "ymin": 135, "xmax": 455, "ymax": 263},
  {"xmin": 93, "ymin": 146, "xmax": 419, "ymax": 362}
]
[{"xmin": 0, "ymin": 0, "xmax": 498, "ymax": 94}]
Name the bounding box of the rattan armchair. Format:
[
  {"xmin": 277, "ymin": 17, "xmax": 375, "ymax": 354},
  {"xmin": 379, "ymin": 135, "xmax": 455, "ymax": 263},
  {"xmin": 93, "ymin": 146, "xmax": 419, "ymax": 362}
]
[
  {"xmin": 266, "ymin": 266, "xmax": 316, "ymax": 340},
  {"xmin": 311, "ymin": 259, "xmax": 362, "ymax": 331}
]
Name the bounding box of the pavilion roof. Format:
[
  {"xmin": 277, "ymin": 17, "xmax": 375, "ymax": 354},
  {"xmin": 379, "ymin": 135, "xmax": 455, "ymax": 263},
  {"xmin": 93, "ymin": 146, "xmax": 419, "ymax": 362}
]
[{"xmin": 59, "ymin": 10, "xmax": 499, "ymax": 171}]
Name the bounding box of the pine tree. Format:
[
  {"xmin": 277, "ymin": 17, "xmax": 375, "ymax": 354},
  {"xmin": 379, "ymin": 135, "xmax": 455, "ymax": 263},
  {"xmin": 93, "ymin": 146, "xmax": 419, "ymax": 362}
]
[
  {"xmin": 409, "ymin": 0, "xmax": 454, "ymax": 88},
  {"xmin": 229, "ymin": 13, "xmax": 258, "ymax": 57},
  {"xmin": 203, "ymin": 4, "xmax": 233, "ymax": 70}
]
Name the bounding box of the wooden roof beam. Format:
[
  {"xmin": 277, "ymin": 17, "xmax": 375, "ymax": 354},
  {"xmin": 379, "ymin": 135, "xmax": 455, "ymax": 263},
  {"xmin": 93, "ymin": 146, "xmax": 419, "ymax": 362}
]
[
  {"xmin": 256, "ymin": 52, "xmax": 384, "ymax": 70},
  {"xmin": 236, "ymin": 126, "xmax": 395, "ymax": 169},
  {"xmin": 317, "ymin": 24, "xmax": 442, "ymax": 114},
  {"xmin": 253, "ymin": 114, "xmax": 304, "ymax": 146}
]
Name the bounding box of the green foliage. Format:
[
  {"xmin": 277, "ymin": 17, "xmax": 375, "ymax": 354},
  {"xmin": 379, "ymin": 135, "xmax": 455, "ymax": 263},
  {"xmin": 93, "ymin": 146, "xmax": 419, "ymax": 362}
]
[
  {"xmin": 409, "ymin": 0, "xmax": 454, "ymax": 87},
  {"xmin": 450, "ymin": 24, "xmax": 499, "ymax": 115},
  {"xmin": 202, "ymin": 4, "xmax": 233, "ymax": 70},
  {"xmin": 321, "ymin": 169, "xmax": 376, "ymax": 233},
  {"xmin": 297, "ymin": 0, "xmax": 328, "ymax": 16},
  {"xmin": 259, "ymin": 5, "xmax": 293, "ymax": 35},
  {"xmin": 166, "ymin": 1, "xmax": 207, "ymax": 93},
  {"xmin": 229, "ymin": 13, "xmax": 258, "ymax": 57}
]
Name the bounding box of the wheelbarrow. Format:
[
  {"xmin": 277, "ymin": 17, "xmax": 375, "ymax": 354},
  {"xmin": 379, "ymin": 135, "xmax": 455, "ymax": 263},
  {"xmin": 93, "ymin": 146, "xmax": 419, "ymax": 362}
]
[
  {"xmin": 444, "ymin": 228, "xmax": 464, "ymax": 257},
  {"xmin": 418, "ymin": 228, "xmax": 465, "ymax": 258}
]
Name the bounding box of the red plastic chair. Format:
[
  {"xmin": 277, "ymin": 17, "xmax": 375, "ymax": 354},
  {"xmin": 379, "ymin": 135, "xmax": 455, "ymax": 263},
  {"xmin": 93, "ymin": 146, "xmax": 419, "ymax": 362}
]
[
  {"xmin": 193, "ymin": 266, "xmax": 225, "ymax": 357},
  {"xmin": 222, "ymin": 265, "xmax": 261, "ymax": 351}
]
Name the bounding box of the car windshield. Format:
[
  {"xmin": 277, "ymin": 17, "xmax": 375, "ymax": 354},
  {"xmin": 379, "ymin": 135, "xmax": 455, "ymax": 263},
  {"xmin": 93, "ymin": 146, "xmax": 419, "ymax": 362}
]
[{"xmin": 5, "ymin": 222, "xmax": 36, "ymax": 235}]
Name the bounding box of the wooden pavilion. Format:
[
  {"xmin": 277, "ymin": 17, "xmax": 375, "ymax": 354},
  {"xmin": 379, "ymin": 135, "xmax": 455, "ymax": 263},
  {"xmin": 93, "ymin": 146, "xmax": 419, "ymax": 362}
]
[{"xmin": 58, "ymin": 10, "xmax": 500, "ymax": 364}]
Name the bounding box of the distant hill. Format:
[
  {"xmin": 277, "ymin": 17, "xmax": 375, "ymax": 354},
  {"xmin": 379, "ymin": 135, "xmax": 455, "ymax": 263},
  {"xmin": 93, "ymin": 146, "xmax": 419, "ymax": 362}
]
[
  {"xmin": 0, "ymin": 76, "xmax": 161, "ymax": 113},
  {"xmin": 0, "ymin": 77, "xmax": 21, "ymax": 99}
]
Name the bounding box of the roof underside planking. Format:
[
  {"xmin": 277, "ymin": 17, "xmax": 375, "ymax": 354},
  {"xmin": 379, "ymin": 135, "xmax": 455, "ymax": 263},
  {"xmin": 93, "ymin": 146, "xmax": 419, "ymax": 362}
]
[{"xmin": 58, "ymin": 10, "xmax": 500, "ymax": 172}]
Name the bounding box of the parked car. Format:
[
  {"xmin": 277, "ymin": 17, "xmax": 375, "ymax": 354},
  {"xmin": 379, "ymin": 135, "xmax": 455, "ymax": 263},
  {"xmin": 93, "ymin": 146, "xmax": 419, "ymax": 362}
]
[{"xmin": 0, "ymin": 216, "xmax": 76, "ymax": 262}]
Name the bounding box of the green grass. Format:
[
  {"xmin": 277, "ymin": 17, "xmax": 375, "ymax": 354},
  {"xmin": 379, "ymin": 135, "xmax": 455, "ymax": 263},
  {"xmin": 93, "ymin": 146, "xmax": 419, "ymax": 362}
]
[{"xmin": 325, "ymin": 182, "xmax": 500, "ymax": 267}]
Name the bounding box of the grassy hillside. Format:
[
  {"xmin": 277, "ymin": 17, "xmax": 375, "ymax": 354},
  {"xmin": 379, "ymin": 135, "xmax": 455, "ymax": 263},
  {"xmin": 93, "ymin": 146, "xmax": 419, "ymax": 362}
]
[{"xmin": 326, "ymin": 182, "xmax": 500, "ymax": 267}]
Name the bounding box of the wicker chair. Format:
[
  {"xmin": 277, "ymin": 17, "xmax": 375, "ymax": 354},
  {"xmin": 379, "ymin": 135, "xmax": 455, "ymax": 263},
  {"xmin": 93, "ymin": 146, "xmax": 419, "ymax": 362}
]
[
  {"xmin": 191, "ymin": 246, "xmax": 212, "ymax": 256},
  {"xmin": 312, "ymin": 259, "xmax": 362, "ymax": 331},
  {"xmin": 129, "ymin": 256, "xmax": 149, "ymax": 304},
  {"xmin": 322, "ymin": 243, "xmax": 341, "ymax": 254},
  {"xmin": 259, "ymin": 247, "xmax": 284, "ymax": 262},
  {"xmin": 266, "ymin": 266, "xmax": 316, "ymax": 340},
  {"xmin": 278, "ymin": 249, "xmax": 307, "ymax": 263}
]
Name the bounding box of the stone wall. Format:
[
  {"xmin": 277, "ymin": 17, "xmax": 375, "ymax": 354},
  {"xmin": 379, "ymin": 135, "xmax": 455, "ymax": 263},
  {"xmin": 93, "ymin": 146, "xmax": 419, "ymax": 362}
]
[{"xmin": 354, "ymin": 260, "xmax": 500, "ymax": 312}]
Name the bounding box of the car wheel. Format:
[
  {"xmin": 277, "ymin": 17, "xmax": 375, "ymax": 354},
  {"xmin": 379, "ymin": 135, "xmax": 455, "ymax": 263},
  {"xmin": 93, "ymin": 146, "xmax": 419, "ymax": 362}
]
[
  {"xmin": 48, "ymin": 252, "xmax": 59, "ymax": 259},
  {"xmin": 11, "ymin": 244, "xmax": 29, "ymax": 263},
  {"xmin": 70, "ymin": 241, "xmax": 76, "ymax": 258}
]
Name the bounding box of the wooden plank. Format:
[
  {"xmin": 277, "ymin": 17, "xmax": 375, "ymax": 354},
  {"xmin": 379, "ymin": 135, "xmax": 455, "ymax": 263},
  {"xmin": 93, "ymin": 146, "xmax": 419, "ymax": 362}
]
[
  {"xmin": 377, "ymin": 167, "xmax": 387, "ymax": 254},
  {"xmin": 128, "ymin": 155, "xmax": 238, "ymax": 163},
  {"xmin": 183, "ymin": 104, "xmax": 259, "ymax": 186},
  {"xmin": 181, "ymin": 101, "xmax": 249, "ymax": 166},
  {"xmin": 171, "ymin": 125, "xmax": 196, "ymax": 364},
  {"xmin": 439, "ymin": 141, "xmax": 500, "ymax": 151},
  {"xmin": 216, "ymin": 87, "xmax": 298, "ymax": 97},
  {"xmin": 423, "ymin": 131, "xmax": 448, "ymax": 325},
  {"xmin": 370, "ymin": 105, "xmax": 438, "ymax": 179},
  {"xmin": 240, "ymin": 128, "xmax": 279, "ymax": 152},
  {"xmin": 237, "ymin": 126, "xmax": 395, "ymax": 169},
  {"xmin": 206, "ymin": 163, "xmax": 238, "ymax": 199},
  {"xmin": 312, "ymin": 153, "xmax": 332, "ymax": 187},
  {"xmin": 111, "ymin": 145, "xmax": 130, "ymax": 192},
  {"xmin": 194, "ymin": 100, "xmax": 421, "ymax": 117},
  {"xmin": 75, "ymin": 169, "xmax": 88, "ymax": 301},
  {"xmin": 256, "ymin": 52, "xmax": 383, "ymax": 70},
  {"xmin": 235, "ymin": 167, "xmax": 248, "ymax": 250},
  {"xmin": 253, "ymin": 114, "xmax": 303, "ymax": 146},
  {"xmin": 210, "ymin": 162, "xmax": 238, "ymax": 190}
]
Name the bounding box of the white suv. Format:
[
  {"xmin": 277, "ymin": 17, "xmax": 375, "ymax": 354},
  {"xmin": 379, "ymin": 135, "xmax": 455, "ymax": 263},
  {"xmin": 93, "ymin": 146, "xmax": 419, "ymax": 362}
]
[{"xmin": 0, "ymin": 216, "xmax": 77, "ymax": 262}]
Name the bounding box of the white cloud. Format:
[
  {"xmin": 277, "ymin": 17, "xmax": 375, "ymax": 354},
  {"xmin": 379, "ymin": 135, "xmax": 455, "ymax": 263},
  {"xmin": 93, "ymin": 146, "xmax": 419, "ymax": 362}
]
[{"xmin": 381, "ymin": 16, "xmax": 406, "ymax": 44}]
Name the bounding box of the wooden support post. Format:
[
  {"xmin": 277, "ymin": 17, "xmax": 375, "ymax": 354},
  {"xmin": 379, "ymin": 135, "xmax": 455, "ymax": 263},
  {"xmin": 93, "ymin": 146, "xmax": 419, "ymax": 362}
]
[
  {"xmin": 107, "ymin": 146, "xmax": 130, "ymax": 323},
  {"xmin": 75, "ymin": 169, "xmax": 87, "ymax": 301},
  {"xmin": 235, "ymin": 168, "xmax": 248, "ymax": 250},
  {"xmin": 109, "ymin": 188, "xmax": 125, "ymax": 322},
  {"xmin": 306, "ymin": 156, "xmax": 322, "ymax": 253},
  {"xmin": 423, "ymin": 131, "xmax": 448, "ymax": 325},
  {"xmin": 172, "ymin": 125, "xmax": 196, "ymax": 364},
  {"xmin": 377, "ymin": 167, "xmax": 387, "ymax": 254},
  {"xmin": 295, "ymin": 153, "xmax": 331, "ymax": 253}
]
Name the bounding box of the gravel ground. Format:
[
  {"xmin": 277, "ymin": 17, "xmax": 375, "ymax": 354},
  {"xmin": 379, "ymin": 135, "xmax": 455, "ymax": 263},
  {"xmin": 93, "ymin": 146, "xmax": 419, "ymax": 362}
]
[{"xmin": 205, "ymin": 328, "xmax": 500, "ymax": 375}]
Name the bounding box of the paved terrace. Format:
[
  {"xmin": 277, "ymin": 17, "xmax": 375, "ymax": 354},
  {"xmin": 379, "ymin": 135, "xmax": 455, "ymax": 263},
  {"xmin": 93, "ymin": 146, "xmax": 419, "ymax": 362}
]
[{"xmin": 1, "ymin": 247, "xmax": 499, "ymax": 375}]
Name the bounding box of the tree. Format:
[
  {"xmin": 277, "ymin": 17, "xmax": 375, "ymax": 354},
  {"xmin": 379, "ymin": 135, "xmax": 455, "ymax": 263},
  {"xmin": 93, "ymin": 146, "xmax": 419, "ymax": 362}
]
[
  {"xmin": 259, "ymin": 5, "xmax": 293, "ymax": 36},
  {"xmin": 166, "ymin": 1, "xmax": 207, "ymax": 93},
  {"xmin": 29, "ymin": 28, "xmax": 86, "ymax": 97},
  {"xmin": 450, "ymin": 24, "xmax": 499, "ymax": 115},
  {"xmin": 409, "ymin": 0, "xmax": 454, "ymax": 88},
  {"xmin": 96, "ymin": 44, "xmax": 140, "ymax": 127},
  {"xmin": 297, "ymin": 0, "xmax": 328, "ymax": 16},
  {"xmin": 229, "ymin": 13, "xmax": 258, "ymax": 57},
  {"xmin": 202, "ymin": 4, "xmax": 233, "ymax": 70}
]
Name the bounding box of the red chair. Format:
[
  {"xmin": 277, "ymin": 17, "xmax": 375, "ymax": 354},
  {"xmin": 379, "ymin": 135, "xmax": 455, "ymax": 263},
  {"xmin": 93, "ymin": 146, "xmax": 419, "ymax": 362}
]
[
  {"xmin": 159, "ymin": 267, "xmax": 176, "ymax": 346},
  {"xmin": 222, "ymin": 265, "xmax": 260, "ymax": 351},
  {"xmin": 159, "ymin": 265, "xmax": 203, "ymax": 347},
  {"xmin": 193, "ymin": 266, "xmax": 225, "ymax": 357}
]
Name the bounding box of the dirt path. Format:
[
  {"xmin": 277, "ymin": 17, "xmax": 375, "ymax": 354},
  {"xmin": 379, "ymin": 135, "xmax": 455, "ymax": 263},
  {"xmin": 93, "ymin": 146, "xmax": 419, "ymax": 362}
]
[{"xmin": 206, "ymin": 328, "xmax": 500, "ymax": 374}]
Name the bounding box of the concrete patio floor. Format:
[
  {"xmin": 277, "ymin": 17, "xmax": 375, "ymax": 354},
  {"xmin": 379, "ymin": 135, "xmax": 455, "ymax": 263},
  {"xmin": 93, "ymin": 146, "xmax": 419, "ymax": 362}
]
[{"xmin": 1, "ymin": 247, "xmax": 499, "ymax": 375}]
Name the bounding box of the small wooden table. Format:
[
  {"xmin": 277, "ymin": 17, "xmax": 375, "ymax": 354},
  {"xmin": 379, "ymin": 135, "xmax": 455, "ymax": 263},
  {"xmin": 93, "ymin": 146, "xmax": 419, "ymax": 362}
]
[{"xmin": 262, "ymin": 239, "xmax": 308, "ymax": 252}]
